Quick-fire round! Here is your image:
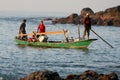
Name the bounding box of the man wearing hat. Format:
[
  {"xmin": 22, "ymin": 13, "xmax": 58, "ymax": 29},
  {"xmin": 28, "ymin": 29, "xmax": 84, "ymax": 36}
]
[{"xmin": 82, "ymin": 13, "xmax": 91, "ymax": 39}]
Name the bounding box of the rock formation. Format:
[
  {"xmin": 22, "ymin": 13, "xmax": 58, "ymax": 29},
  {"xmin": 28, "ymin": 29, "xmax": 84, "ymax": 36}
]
[
  {"xmin": 19, "ymin": 70, "xmax": 119, "ymax": 80},
  {"xmin": 52, "ymin": 5, "xmax": 120, "ymax": 27},
  {"xmin": 19, "ymin": 70, "xmax": 62, "ymax": 80}
]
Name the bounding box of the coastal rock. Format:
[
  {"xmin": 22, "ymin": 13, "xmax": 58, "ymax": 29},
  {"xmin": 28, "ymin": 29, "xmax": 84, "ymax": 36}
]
[
  {"xmin": 19, "ymin": 70, "xmax": 62, "ymax": 80},
  {"xmin": 79, "ymin": 70, "xmax": 98, "ymax": 79},
  {"xmin": 98, "ymin": 72, "xmax": 119, "ymax": 80},
  {"xmin": 19, "ymin": 70, "xmax": 119, "ymax": 80},
  {"xmin": 92, "ymin": 5, "xmax": 120, "ymax": 26},
  {"xmin": 52, "ymin": 13, "xmax": 80, "ymax": 24},
  {"xmin": 80, "ymin": 8, "xmax": 94, "ymax": 17},
  {"xmin": 66, "ymin": 74, "xmax": 80, "ymax": 80},
  {"xmin": 52, "ymin": 5, "xmax": 120, "ymax": 26},
  {"xmin": 43, "ymin": 18, "xmax": 52, "ymax": 21},
  {"xmin": 108, "ymin": 72, "xmax": 119, "ymax": 80},
  {"xmin": 65, "ymin": 70, "xmax": 119, "ymax": 80}
]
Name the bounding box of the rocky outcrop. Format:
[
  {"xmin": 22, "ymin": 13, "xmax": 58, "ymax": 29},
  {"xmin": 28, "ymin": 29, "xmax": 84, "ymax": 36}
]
[
  {"xmin": 80, "ymin": 8, "xmax": 94, "ymax": 17},
  {"xmin": 52, "ymin": 5, "xmax": 120, "ymax": 27},
  {"xmin": 52, "ymin": 13, "xmax": 80, "ymax": 24},
  {"xmin": 19, "ymin": 70, "xmax": 62, "ymax": 80},
  {"xmin": 19, "ymin": 70, "xmax": 119, "ymax": 80}
]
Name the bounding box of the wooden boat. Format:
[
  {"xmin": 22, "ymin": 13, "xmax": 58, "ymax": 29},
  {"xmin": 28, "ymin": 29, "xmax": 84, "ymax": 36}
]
[
  {"xmin": 15, "ymin": 30, "xmax": 97, "ymax": 48},
  {"xmin": 15, "ymin": 38, "xmax": 97, "ymax": 49}
]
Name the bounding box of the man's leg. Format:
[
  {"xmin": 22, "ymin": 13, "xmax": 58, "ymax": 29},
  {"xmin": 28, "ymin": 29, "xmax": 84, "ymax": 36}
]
[{"xmin": 82, "ymin": 28, "xmax": 87, "ymax": 39}]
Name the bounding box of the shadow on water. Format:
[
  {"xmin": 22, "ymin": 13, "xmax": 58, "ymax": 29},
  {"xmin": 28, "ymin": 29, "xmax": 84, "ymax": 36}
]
[
  {"xmin": 81, "ymin": 48, "xmax": 89, "ymax": 52},
  {"xmin": 16, "ymin": 44, "xmax": 27, "ymax": 48},
  {"xmin": 16, "ymin": 44, "xmax": 90, "ymax": 52},
  {"xmin": 16, "ymin": 44, "xmax": 54, "ymax": 50},
  {"xmin": 75, "ymin": 48, "xmax": 89, "ymax": 54}
]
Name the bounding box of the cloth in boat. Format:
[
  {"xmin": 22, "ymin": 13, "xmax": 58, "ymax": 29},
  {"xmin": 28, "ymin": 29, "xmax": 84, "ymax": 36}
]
[{"xmin": 38, "ymin": 35, "xmax": 48, "ymax": 42}]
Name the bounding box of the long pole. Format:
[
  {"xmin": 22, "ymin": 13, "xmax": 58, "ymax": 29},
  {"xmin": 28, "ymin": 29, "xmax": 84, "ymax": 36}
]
[
  {"xmin": 78, "ymin": 24, "xmax": 80, "ymax": 40},
  {"xmin": 91, "ymin": 29, "xmax": 113, "ymax": 48}
]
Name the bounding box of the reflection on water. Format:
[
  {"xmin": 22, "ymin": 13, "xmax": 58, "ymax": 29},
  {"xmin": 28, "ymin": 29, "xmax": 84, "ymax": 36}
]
[{"xmin": 17, "ymin": 44, "xmax": 26, "ymax": 48}]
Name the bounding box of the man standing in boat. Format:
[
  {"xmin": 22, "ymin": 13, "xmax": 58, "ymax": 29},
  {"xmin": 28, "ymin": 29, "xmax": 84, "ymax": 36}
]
[
  {"xmin": 19, "ymin": 19, "xmax": 27, "ymax": 40},
  {"xmin": 83, "ymin": 13, "xmax": 91, "ymax": 40}
]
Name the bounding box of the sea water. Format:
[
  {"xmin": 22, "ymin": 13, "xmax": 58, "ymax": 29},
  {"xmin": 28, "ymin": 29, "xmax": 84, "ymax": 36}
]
[{"xmin": 0, "ymin": 12, "xmax": 120, "ymax": 80}]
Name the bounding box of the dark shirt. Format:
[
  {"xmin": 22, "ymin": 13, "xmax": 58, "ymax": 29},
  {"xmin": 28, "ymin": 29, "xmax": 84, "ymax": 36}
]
[
  {"xmin": 19, "ymin": 22, "xmax": 26, "ymax": 34},
  {"xmin": 84, "ymin": 17, "xmax": 91, "ymax": 29}
]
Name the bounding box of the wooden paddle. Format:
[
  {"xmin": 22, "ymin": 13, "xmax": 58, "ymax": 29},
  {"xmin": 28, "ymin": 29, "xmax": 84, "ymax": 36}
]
[
  {"xmin": 36, "ymin": 30, "xmax": 64, "ymax": 35},
  {"xmin": 18, "ymin": 30, "xmax": 65, "ymax": 37},
  {"xmin": 91, "ymin": 29, "xmax": 114, "ymax": 48}
]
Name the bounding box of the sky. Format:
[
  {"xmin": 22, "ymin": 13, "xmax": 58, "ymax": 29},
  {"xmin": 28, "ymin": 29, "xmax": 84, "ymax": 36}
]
[{"xmin": 0, "ymin": 0, "xmax": 120, "ymax": 14}]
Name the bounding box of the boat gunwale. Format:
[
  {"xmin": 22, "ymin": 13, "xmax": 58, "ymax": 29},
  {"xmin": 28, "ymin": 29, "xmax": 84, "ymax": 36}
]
[{"xmin": 15, "ymin": 39, "xmax": 97, "ymax": 49}]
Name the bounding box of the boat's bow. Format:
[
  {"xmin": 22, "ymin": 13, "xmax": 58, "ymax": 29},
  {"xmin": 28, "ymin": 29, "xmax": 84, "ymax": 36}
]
[{"xmin": 69, "ymin": 39, "xmax": 97, "ymax": 48}]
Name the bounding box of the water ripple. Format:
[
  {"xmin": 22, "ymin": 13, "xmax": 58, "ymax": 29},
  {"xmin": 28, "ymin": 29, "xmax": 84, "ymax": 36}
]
[{"xmin": 0, "ymin": 17, "xmax": 120, "ymax": 79}]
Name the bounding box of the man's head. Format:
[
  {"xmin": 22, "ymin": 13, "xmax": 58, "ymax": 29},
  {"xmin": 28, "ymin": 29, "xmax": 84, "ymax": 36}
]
[
  {"xmin": 87, "ymin": 13, "xmax": 89, "ymax": 15},
  {"xmin": 40, "ymin": 20, "xmax": 43, "ymax": 24},
  {"xmin": 23, "ymin": 19, "xmax": 26, "ymax": 23},
  {"xmin": 86, "ymin": 13, "xmax": 90, "ymax": 18}
]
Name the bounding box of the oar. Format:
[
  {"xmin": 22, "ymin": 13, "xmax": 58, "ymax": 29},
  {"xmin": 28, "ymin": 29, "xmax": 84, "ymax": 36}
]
[
  {"xmin": 18, "ymin": 30, "xmax": 65, "ymax": 37},
  {"xmin": 91, "ymin": 29, "xmax": 114, "ymax": 48},
  {"xmin": 78, "ymin": 24, "xmax": 80, "ymax": 40},
  {"xmin": 36, "ymin": 30, "xmax": 64, "ymax": 35}
]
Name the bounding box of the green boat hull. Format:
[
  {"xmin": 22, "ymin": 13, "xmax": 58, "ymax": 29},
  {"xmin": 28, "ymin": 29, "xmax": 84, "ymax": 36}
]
[{"xmin": 15, "ymin": 39, "xmax": 97, "ymax": 49}]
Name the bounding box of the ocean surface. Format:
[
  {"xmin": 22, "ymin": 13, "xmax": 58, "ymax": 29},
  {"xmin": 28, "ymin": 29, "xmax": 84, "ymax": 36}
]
[{"xmin": 0, "ymin": 12, "xmax": 120, "ymax": 80}]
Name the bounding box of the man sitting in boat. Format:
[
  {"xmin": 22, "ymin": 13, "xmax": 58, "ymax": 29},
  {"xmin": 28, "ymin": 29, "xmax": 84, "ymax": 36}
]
[
  {"xmin": 27, "ymin": 33, "xmax": 38, "ymax": 42},
  {"xmin": 38, "ymin": 35, "xmax": 48, "ymax": 42},
  {"xmin": 37, "ymin": 20, "xmax": 48, "ymax": 42}
]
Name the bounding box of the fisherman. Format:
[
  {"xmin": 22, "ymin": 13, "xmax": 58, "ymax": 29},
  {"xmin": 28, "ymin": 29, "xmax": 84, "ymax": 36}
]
[
  {"xmin": 82, "ymin": 13, "xmax": 91, "ymax": 39},
  {"xmin": 37, "ymin": 20, "xmax": 46, "ymax": 36},
  {"xmin": 19, "ymin": 19, "xmax": 27, "ymax": 40},
  {"xmin": 37, "ymin": 20, "xmax": 48, "ymax": 42},
  {"xmin": 27, "ymin": 32, "xmax": 38, "ymax": 42}
]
